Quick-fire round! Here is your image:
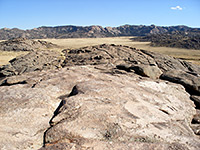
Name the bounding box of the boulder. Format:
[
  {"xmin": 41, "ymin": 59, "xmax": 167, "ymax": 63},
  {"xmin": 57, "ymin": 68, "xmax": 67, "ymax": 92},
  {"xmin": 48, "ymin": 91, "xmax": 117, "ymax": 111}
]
[
  {"xmin": 0, "ymin": 66, "xmax": 199, "ymax": 149},
  {"xmin": 130, "ymin": 64, "xmax": 162, "ymax": 79},
  {"xmin": 161, "ymin": 70, "xmax": 200, "ymax": 95}
]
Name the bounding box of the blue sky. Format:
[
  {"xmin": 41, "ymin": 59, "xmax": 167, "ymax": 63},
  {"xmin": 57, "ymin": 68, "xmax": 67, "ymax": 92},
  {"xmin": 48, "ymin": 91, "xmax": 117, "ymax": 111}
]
[{"xmin": 0, "ymin": 0, "xmax": 199, "ymax": 29}]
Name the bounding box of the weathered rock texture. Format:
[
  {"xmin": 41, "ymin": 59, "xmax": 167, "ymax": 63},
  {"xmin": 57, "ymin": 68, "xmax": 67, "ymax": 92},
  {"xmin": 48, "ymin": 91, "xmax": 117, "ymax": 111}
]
[
  {"xmin": 0, "ymin": 50, "xmax": 64, "ymax": 77},
  {"xmin": 61, "ymin": 44, "xmax": 200, "ymax": 72},
  {"xmin": 1, "ymin": 44, "xmax": 199, "ymax": 78},
  {"xmin": 161, "ymin": 70, "xmax": 200, "ymax": 95},
  {"xmin": 0, "ymin": 66, "xmax": 199, "ymax": 150},
  {"xmin": 0, "ymin": 44, "xmax": 200, "ymax": 150},
  {"xmin": 0, "ymin": 37, "xmax": 58, "ymax": 51},
  {"xmin": 1, "ymin": 44, "xmax": 200, "ymax": 99},
  {"xmin": 61, "ymin": 44, "xmax": 200, "ymax": 93}
]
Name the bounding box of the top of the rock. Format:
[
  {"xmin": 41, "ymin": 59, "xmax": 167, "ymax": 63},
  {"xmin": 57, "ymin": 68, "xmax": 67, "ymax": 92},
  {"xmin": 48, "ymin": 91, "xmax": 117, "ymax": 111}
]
[{"xmin": 0, "ymin": 44, "xmax": 200, "ymax": 149}]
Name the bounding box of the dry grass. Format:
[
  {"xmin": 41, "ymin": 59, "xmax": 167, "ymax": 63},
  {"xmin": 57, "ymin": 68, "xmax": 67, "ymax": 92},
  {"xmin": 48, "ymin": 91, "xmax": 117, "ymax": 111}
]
[
  {"xmin": 43, "ymin": 36, "xmax": 146, "ymax": 50},
  {"xmin": 131, "ymin": 44, "xmax": 200, "ymax": 65},
  {"xmin": 44, "ymin": 37, "xmax": 200, "ymax": 65},
  {"xmin": 0, "ymin": 36, "xmax": 200, "ymax": 66},
  {"xmin": 0, "ymin": 51, "xmax": 28, "ymax": 66}
]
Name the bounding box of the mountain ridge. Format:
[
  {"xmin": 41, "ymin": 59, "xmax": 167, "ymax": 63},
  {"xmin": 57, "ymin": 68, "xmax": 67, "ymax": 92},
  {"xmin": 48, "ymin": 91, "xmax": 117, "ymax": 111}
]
[{"xmin": 1, "ymin": 24, "xmax": 200, "ymax": 40}]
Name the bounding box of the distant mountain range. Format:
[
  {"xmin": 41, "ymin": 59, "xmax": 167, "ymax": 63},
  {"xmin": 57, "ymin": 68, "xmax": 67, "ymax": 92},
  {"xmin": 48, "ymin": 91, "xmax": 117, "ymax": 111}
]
[{"xmin": 0, "ymin": 24, "xmax": 200, "ymax": 40}]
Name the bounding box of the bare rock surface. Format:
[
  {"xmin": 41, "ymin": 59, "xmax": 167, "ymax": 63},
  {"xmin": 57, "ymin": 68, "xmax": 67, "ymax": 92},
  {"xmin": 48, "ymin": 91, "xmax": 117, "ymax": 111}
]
[
  {"xmin": 161, "ymin": 70, "xmax": 200, "ymax": 95},
  {"xmin": 62, "ymin": 44, "xmax": 157, "ymax": 67},
  {"xmin": 61, "ymin": 44, "xmax": 200, "ymax": 73},
  {"xmin": 1, "ymin": 44, "xmax": 200, "ymax": 78},
  {"xmin": 61, "ymin": 44, "xmax": 200, "ymax": 96},
  {"xmin": 0, "ymin": 65, "xmax": 199, "ymax": 150},
  {"xmin": 129, "ymin": 64, "xmax": 162, "ymax": 79},
  {"xmin": 0, "ymin": 44, "xmax": 200, "ymax": 149},
  {"xmin": 0, "ymin": 50, "xmax": 64, "ymax": 77},
  {"xmin": 0, "ymin": 37, "xmax": 58, "ymax": 51}
]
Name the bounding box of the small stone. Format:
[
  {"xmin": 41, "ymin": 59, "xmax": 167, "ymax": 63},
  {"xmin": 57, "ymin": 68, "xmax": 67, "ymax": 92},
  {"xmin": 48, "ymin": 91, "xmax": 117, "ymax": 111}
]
[{"xmin": 5, "ymin": 75, "xmax": 27, "ymax": 85}]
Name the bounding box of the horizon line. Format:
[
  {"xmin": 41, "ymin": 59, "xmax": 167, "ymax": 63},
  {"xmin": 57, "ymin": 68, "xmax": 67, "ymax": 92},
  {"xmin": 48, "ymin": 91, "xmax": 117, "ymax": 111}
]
[{"xmin": 1, "ymin": 24, "xmax": 200, "ymax": 30}]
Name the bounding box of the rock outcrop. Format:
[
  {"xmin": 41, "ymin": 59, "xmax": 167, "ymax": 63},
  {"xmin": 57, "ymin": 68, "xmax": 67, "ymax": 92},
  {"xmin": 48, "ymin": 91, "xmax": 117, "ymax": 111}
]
[
  {"xmin": 0, "ymin": 65, "xmax": 199, "ymax": 150},
  {"xmin": 129, "ymin": 65, "xmax": 163, "ymax": 79},
  {"xmin": 132, "ymin": 32, "xmax": 200, "ymax": 50},
  {"xmin": 0, "ymin": 50, "xmax": 64, "ymax": 77},
  {"xmin": 1, "ymin": 44, "xmax": 200, "ymax": 97},
  {"xmin": 0, "ymin": 37, "xmax": 58, "ymax": 51},
  {"xmin": 161, "ymin": 70, "xmax": 200, "ymax": 95},
  {"xmin": 0, "ymin": 44, "xmax": 200, "ymax": 149},
  {"xmin": 1, "ymin": 44, "xmax": 200, "ymax": 98}
]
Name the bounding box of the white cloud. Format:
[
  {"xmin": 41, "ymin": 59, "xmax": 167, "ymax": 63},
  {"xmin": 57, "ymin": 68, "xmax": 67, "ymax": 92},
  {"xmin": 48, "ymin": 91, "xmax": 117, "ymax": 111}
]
[{"xmin": 171, "ymin": 6, "xmax": 183, "ymax": 10}]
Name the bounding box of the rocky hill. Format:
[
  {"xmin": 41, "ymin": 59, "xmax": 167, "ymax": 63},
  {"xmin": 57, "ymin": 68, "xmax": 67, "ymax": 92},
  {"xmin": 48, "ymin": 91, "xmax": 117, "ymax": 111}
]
[
  {"xmin": 0, "ymin": 38, "xmax": 58, "ymax": 51},
  {"xmin": 0, "ymin": 25, "xmax": 200, "ymax": 40},
  {"xmin": 132, "ymin": 32, "xmax": 200, "ymax": 50},
  {"xmin": 0, "ymin": 44, "xmax": 200, "ymax": 149}
]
